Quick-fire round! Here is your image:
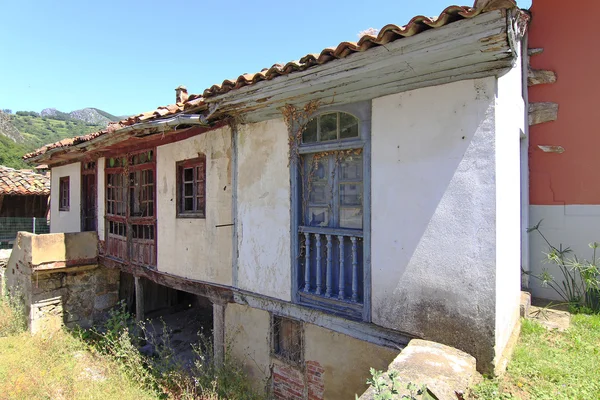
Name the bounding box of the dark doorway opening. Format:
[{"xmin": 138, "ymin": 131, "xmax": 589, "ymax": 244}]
[{"xmin": 119, "ymin": 272, "xmax": 214, "ymax": 368}]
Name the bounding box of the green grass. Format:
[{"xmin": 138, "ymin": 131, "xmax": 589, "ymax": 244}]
[
  {"xmin": 0, "ymin": 295, "xmax": 154, "ymax": 400},
  {"xmin": 471, "ymin": 314, "xmax": 600, "ymax": 399},
  {"xmin": 0, "ymin": 331, "xmax": 157, "ymax": 400},
  {"xmin": 0, "ymin": 295, "xmax": 261, "ymax": 400}
]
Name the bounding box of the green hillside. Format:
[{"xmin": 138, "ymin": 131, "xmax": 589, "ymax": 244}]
[{"xmin": 0, "ymin": 113, "xmax": 105, "ymax": 169}]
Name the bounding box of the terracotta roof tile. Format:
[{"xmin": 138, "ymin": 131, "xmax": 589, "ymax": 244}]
[
  {"xmin": 201, "ymin": 0, "xmax": 516, "ymax": 97},
  {"xmin": 23, "ymin": 0, "xmax": 516, "ymax": 161},
  {"xmin": 0, "ymin": 166, "xmax": 50, "ymax": 196}
]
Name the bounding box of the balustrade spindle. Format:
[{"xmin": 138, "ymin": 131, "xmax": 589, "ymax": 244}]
[
  {"xmin": 303, "ymin": 232, "xmax": 311, "ymax": 292},
  {"xmin": 351, "ymin": 236, "xmax": 359, "ymax": 302},
  {"xmin": 315, "ymin": 234, "xmax": 322, "ymax": 295},
  {"xmin": 325, "ymin": 235, "xmax": 333, "ymax": 297},
  {"xmin": 337, "ymin": 235, "xmax": 345, "ymax": 300}
]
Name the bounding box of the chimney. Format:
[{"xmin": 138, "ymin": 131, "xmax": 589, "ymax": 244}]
[{"xmin": 175, "ymin": 85, "xmax": 189, "ymax": 104}]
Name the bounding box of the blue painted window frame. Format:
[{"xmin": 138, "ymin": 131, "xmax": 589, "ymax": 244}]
[{"xmin": 290, "ymin": 101, "xmax": 371, "ymax": 322}]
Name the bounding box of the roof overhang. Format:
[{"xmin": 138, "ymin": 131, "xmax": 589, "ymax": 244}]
[
  {"xmin": 206, "ymin": 8, "xmax": 527, "ymax": 123},
  {"xmin": 27, "ymin": 2, "xmax": 527, "ymax": 166}
]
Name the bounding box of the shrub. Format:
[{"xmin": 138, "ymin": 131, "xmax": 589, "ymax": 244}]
[
  {"xmin": 527, "ymin": 220, "xmax": 600, "ymax": 312},
  {"xmin": 78, "ymin": 301, "xmax": 262, "ymax": 399},
  {"xmin": 359, "ymin": 368, "xmax": 439, "ymax": 400},
  {"xmin": 0, "ymin": 288, "xmax": 27, "ymax": 336}
]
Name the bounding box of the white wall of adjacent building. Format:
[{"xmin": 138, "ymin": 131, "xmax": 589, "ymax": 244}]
[{"xmin": 50, "ymin": 162, "xmax": 81, "ymax": 233}]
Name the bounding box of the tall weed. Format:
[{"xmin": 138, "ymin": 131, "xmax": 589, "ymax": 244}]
[
  {"xmin": 79, "ymin": 301, "xmax": 262, "ymax": 400},
  {"xmin": 527, "ymin": 220, "xmax": 600, "ymax": 312},
  {"xmin": 0, "ymin": 288, "xmax": 26, "ymax": 336}
]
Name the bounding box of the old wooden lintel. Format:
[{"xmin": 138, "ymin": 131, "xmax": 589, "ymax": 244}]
[
  {"xmin": 528, "ymin": 102, "xmax": 558, "ymax": 126},
  {"xmin": 233, "ymin": 292, "xmax": 412, "ymax": 350},
  {"xmin": 100, "ymin": 256, "xmax": 233, "ymax": 303}
]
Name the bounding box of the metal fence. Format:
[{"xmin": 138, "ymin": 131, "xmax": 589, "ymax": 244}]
[{"xmin": 0, "ymin": 217, "xmax": 50, "ymax": 249}]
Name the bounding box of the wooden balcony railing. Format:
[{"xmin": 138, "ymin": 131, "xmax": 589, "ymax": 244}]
[{"xmin": 298, "ymin": 226, "xmax": 363, "ymax": 318}]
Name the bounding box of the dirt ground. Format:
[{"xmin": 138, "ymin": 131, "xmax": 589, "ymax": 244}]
[{"xmin": 143, "ymin": 305, "xmax": 213, "ymax": 369}]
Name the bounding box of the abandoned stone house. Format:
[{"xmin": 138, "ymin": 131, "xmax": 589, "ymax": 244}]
[{"xmin": 7, "ymin": 0, "xmax": 531, "ymax": 398}]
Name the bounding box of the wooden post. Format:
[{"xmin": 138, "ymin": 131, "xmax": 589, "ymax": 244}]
[
  {"xmin": 134, "ymin": 276, "xmax": 144, "ymax": 322},
  {"xmin": 212, "ymin": 300, "xmax": 226, "ymax": 367}
]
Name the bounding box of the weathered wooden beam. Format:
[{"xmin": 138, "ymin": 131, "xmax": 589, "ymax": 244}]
[
  {"xmin": 206, "ymin": 10, "xmax": 514, "ymax": 123},
  {"xmin": 528, "ymin": 67, "xmax": 556, "ymax": 86},
  {"xmin": 213, "ymin": 302, "xmax": 226, "ymax": 366},
  {"xmin": 135, "ymin": 276, "xmax": 144, "ymax": 322},
  {"xmin": 528, "ymin": 48, "xmax": 543, "ymax": 56},
  {"xmin": 234, "ymin": 292, "xmax": 412, "ymax": 350},
  {"xmin": 528, "ymin": 102, "xmax": 558, "ymax": 126},
  {"xmin": 537, "ymin": 145, "xmax": 565, "ymax": 154},
  {"xmin": 100, "ymin": 256, "xmax": 233, "ymax": 303}
]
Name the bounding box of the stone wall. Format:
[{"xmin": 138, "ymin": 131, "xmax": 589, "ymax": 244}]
[
  {"xmin": 4, "ymin": 231, "xmax": 119, "ymax": 334},
  {"xmin": 29, "ymin": 266, "xmax": 119, "ymax": 332}
]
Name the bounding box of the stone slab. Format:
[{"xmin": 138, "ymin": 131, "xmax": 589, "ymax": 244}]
[{"xmin": 358, "ymin": 339, "xmax": 480, "ymax": 399}]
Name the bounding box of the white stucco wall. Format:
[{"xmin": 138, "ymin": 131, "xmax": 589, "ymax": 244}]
[
  {"xmin": 494, "ymin": 51, "xmax": 524, "ymax": 362},
  {"xmin": 97, "ymin": 157, "xmax": 105, "ymax": 241},
  {"xmin": 528, "ymin": 205, "xmax": 600, "ymax": 301},
  {"xmin": 156, "ymin": 127, "xmax": 233, "ymax": 285},
  {"xmin": 370, "ymin": 78, "xmax": 499, "ymax": 371},
  {"xmin": 50, "ymin": 163, "xmax": 81, "ymax": 233},
  {"xmin": 236, "ymin": 119, "xmax": 291, "ymax": 301}
]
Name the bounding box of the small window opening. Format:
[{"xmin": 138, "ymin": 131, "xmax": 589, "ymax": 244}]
[
  {"xmin": 272, "ymin": 316, "xmax": 303, "ymax": 364},
  {"xmin": 177, "ymin": 156, "xmax": 206, "ymax": 218},
  {"xmin": 302, "ymin": 112, "xmax": 359, "ymax": 143},
  {"xmin": 59, "ymin": 176, "xmax": 70, "ymax": 211}
]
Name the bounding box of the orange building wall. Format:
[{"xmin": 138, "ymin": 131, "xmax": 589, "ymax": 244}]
[{"xmin": 528, "ymin": 0, "xmax": 600, "ymax": 205}]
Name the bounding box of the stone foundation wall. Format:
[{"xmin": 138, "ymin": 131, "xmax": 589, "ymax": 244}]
[{"xmin": 30, "ymin": 266, "xmax": 120, "ymax": 332}]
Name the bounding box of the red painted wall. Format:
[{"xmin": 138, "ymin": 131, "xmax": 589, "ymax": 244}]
[{"xmin": 528, "ymin": 0, "xmax": 600, "ymax": 205}]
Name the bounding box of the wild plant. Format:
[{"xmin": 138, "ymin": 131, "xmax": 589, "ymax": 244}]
[
  {"xmin": 359, "ymin": 368, "xmax": 439, "ymax": 400},
  {"xmin": 527, "ymin": 220, "xmax": 600, "ymax": 312}
]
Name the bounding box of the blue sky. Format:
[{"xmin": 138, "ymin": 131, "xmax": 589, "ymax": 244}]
[{"xmin": 0, "ymin": 0, "xmax": 531, "ymax": 117}]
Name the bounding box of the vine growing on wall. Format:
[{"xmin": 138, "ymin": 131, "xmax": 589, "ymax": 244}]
[{"xmin": 281, "ymin": 100, "xmax": 321, "ymax": 167}]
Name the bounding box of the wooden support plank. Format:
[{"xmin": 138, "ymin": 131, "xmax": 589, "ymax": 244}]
[
  {"xmin": 212, "ymin": 301, "xmax": 226, "ymax": 366},
  {"xmin": 528, "ymin": 67, "xmax": 556, "ymax": 86},
  {"xmin": 101, "ymin": 256, "xmax": 233, "ymax": 303},
  {"xmin": 537, "ymin": 145, "xmax": 565, "ymax": 154},
  {"xmin": 528, "ymin": 47, "xmax": 543, "ymax": 56},
  {"xmin": 528, "ymin": 102, "xmax": 558, "ymax": 126},
  {"xmin": 135, "ymin": 275, "xmax": 144, "ymax": 322},
  {"xmin": 234, "ymin": 291, "xmax": 412, "ymax": 350}
]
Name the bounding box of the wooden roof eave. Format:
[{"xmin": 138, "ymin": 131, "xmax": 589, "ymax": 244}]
[
  {"xmin": 28, "ymin": 108, "xmax": 213, "ymax": 166},
  {"xmin": 204, "ymin": 9, "xmax": 525, "ymax": 124}
]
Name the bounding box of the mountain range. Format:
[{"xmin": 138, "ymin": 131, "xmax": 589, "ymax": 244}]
[{"xmin": 0, "ymin": 107, "xmax": 125, "ymax": 169}]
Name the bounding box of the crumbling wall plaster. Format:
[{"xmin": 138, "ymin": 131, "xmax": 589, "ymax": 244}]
[
  {"xmin": 303, "ymin": 324, "xmax": 398, "ymax": 400},
  {"xmin": 225, "ymin": 303, "xmax": 398, "ymax": 400},
  {"xmin": 225, "ymin": 303, "xmax": 271, "ymax": 393},
  {"xmin": 371, "ymin": 78, "xmax": 499, "ymax": 373},
  {"xmin": 236, "ymin": 119, "xmax": 291, "ymax": 301},
  {"xmin": 156, "ymin": 126, "xmax": 233, "ymax": 285}
]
